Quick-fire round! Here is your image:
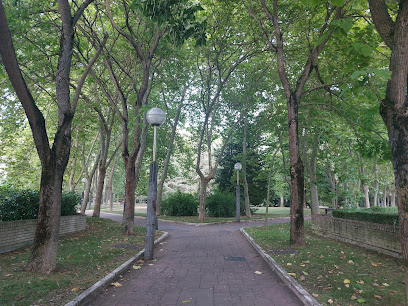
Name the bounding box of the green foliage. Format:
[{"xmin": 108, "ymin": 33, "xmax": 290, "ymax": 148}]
[
  {"xmin": 0, "ymin": 186, "xmax": 80, "ymax": 221},
  {"xmin": 161, "ymin": 191, "xmax": 199, "ymax": 216},
  {"xmin": 206, "ymin": 190, "xmax": 243, "ymax": 217},
  {"xmin": 332, "ymin": 207, "xmax": 398, "ymax": 225},
  {"xmin": 131, "ymin": 0, "xmax": 206, "ymax": 45}
]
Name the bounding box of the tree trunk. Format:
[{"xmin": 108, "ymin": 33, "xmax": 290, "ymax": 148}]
[
  {"xmin": 198, "ymin": 178, "xmax": 209, "ymax": 221},
  {"xmin": 363, "ymin": 184, "xmax": 370, "ymax": 209},
  {"xmin": 280, "ymin": 195, "xmax": 284, "ymax": 208},
  {"xmin": 122, "ymin": 159, "xmax": 137, "ymax": 234},
  {"xmin": 108, "ymin": 153, "xmax": 119, "ymax": 212},
  {"xmin": 80, "ymin": 151, "xmax": 100, "ymax": 214},
  {"xmin": 309, "ymin": 133, "xmax": 320, "ymax": 215},
  {"xmin": 242, "ymin": 111, "xmax": 251, "ymax": 217},
  {"xmin": 287, "ymin": 95, "xmax": 305, "ymax": 247},
  {"xmin": 92, "ymin": 167, "xmax": 106, "ymax": 217}
]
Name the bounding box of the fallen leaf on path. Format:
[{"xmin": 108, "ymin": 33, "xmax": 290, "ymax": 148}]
[
  {"xmin": 356, "ymin": 280, "xmax": 365, "ymax": 285},
  {"xmin": 374, "ymin": 294, "xmax": 382, "ymax": 300},
  {"xmin": 351, "ymin": 293, "xmax": 358, "ymax": 300},
  {"xmin": 357, "ymin": 298, "xmax": 366, "ymax": 303},
  {"xmin": 312, "ymin": 293, "xmax": 319, "ymax": 298},
  {"xmin": 182, "ymin": 300, "xmax": 191, "ymax": 303},
  {"xmin": 299, "ymin": 275, "xmax": 306, "ymax": 281},
  {"xmin": 111, "ymin": 282, "xmax": 122, "ymax": 287},
  {"xmin": 287, "ymin": 273, "xmax": 296, "ymax": 278},
  {"xmin": 287, "ymin": 263, "xmax": 292, "ymax": 266},
  {"xmin": 343, "ymin": 279, "xmax": 351, "ymax": 284},
  {"xmin": 254, "ymin": 271, "xmax": 263, "ymax": 275},
  {"xmin": 4, "ymin": 274, "xmax": 13, "ymax": 277},
  {"xmin": 327, "ymin": 299, "xmax": 333, "ymax": 304},
  {"xmin": 382, "ymin": 283, "xmax": 390, "ymax": 287},
  {"xmin": 371, "ymin": 262, "xmax": 382, "ymax": 267},
  {"xmin": 133, "ymin": 265, "xmax": 141, "ymax": 270},
  {"xmin": 348, "ymin": 260, "xmax": 354, "ymax": 264},
  {"xmin": 71, "ymin": 287, "xmax": 80, "ymax": 292},
  {"xmin": 373, "ymin": 283, "xmax": 379, "ymax": 287},
  {"xmin": 302, "ymin": 271, "xmax": 309, "ymax": 276}
]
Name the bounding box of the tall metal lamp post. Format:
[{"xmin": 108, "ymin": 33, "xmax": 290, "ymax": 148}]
[
  {"xmin": 144, "ymin": 107, "xmax": 166, "ymax": 260},
  {"xmin": 234, "ymin": 162, "xmax": 242, "ymax": 223}
]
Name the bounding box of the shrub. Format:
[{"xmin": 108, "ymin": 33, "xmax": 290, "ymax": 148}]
[
  {"xmin": 0, "ymin": 186, "xmax": 81, "ymax": 221},
  {"xmin": 161, "ymin": 191, "xmax": 199, "ymax": 216},
  {"xmin": 206, "ymin": 191, "xmax": 244, "ymax": 217},
  {"xmin": 332, "ymin": 207, "xmax": 399, "ymax": 225}
]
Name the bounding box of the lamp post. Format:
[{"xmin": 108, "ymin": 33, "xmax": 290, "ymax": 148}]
[
  {"xmin": 144, "ymin": 107, "xmax": 166, "ymax": 260},
  {"xmin": 234, "ymin": 162, "xmax": 242, "ymax": 223}
]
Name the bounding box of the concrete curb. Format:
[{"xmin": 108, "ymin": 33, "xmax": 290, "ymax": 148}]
[
  {"xmin": 65, "ymin": 231, "xmax": 169, "ymax": 306},
  {"xmin": 240, "ymin": 228, "xmax": 320, "ymax": 306}
]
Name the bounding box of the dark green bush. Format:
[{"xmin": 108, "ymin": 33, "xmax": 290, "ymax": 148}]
[
  {"xmin": 0, "ymin": 186, "xmax": 81, "ymax": 221},
  {"xmin": 206, "ymin": 191, "xmax": 244, "ymax": 217},
  {"xmin": 161, "ymin": 191, "xmax": 199, "ymax": 216},
  {"xmin": 332, "ymin": 207, "xmax": 399, "ymax": 225}
]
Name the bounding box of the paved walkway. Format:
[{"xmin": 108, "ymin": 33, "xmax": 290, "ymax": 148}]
[{"xmin": 87, "ymin": 212, "xmax": 302, "ymax": 306}]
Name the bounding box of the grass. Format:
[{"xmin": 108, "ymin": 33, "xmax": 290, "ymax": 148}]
[
  {"xmin": 100, "ymin": 205, "xmax": 307, "ymax": 223},
  {"xmin": 157, "ymin": 215, "xmax": 263, "ymax": 223},
  {"xmin": 246, "ymin": 222, "xmax": 406, "ymax": 305},
  {"xmin": 0, "ymin": 217, "xmax": 157, "ymax": 305}
]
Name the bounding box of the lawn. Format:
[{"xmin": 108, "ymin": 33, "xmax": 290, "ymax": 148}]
[
  {"xmin": 0, "ymin": 217, "xmax": 157, "ymax": 305},
  {"xmin": 100, "ymin": 205, "xmax": 309, "ymax": 223},
  {"xmin": 246, "ymin": 221, "xmax": 406, "ymax": 305}
]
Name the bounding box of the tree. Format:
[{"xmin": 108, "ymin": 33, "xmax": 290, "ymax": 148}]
[
  {"xmin": 247, "ymin": 0, "xmax": 346, "ymax": 246},
  {"xmin": 368, "ymin": 0, "xmax": 408, "ymax": 268},
  {"xmin": 0, "ymin": 0, "xmax": 106, "ymax": 272}
]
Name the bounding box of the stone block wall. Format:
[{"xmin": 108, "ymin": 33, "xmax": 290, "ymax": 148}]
[
  {"xmin": 0, "ymin": 215, "xmax": 86, "ymax": 254},
  {"xmin": 312, "ymin": 215, "xmax": 401, "ymax": 258}
]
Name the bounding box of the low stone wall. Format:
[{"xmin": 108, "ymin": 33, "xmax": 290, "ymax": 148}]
[
  {"xmin": 312, "ymin": 215, "xmax": 401, "ymax": 258},
  {"xmin": 0, "ymin": 215, "xmax": 86, "ymax": 254}
]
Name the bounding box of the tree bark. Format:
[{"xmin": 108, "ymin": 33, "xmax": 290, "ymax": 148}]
[
  {"xmin": 363, "ymin": 184, "xmax": 370, "ymax": 209},
  {"xmin": 198, "ymin": 178, "xmax": 210, "ymax": 220}
]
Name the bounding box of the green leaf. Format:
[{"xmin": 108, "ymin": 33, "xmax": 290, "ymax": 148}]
[
  {"xmin": 330, "ymin": 0, "xmax": 345, "ymax": 6},
  {"xmin": 357, "ymin": 298, "xmax": 366, "ymax": 303},
  {"xmin": 350, "ymin": 70, "xmax": 365, "ymax": 80}
]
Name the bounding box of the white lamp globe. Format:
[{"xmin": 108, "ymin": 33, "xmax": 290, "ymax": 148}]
[
  {"xmin": 234, "ymin": 162, "xmax": 242, "ymax": 171},
  {"xmin": 146, "ymin": 107, "xmax": 166, "ymax": 126}
]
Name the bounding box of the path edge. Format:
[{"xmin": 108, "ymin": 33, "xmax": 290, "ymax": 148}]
[
  {"xmin": 65, "ymin": 231, "xmax": 169, "ymax": 306},
  {"xmin": 240, "ymin": 228, "xmax": 320, "ymax": 306}
]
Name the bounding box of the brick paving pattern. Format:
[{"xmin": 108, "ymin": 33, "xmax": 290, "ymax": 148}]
[{"xmin": 88, "ymin": 213, "xmax": 303, "ymax": 306}]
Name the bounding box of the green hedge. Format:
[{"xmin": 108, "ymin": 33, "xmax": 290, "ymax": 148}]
[
  {"xmin": 206, "ymin": 191, "xmax": 244, "ymax": 217},
  {"xmin": 0, "ymin": 186, "xmax": 81, "ymax": 221},
  {"xmin": 332, "ymin": 207, "xmax": 399, "ymax": 225},
  {"xmin": 161, "ymin": 191, "xmax": 199, "ymax": 216}
]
